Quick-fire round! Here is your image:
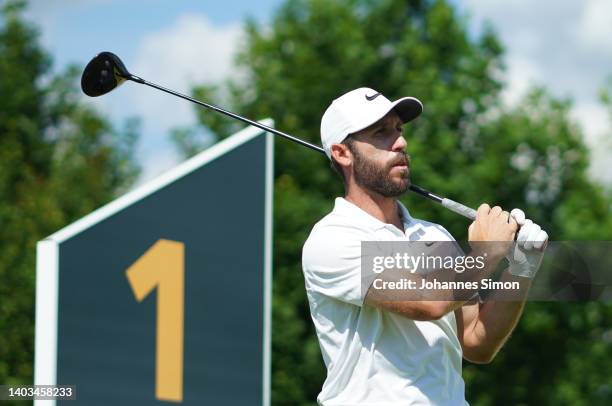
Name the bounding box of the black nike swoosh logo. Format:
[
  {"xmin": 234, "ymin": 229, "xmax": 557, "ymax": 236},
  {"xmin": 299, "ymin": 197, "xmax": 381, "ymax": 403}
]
[{"xmin": 365, "ymin": 92, "xmax": 381, "ymax": 101}]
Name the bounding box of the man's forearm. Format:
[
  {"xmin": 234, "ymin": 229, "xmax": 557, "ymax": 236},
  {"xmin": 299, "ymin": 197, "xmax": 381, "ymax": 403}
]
[
  {"xmin": 367, "ymin": 251, "xmax": 506, "ymax": 320},
  {"xmin": 469, "ymin": 270, "xmax": 532, "ymax": 356},
  {"xmin": 427, "ymin": 249, "xmax": 507, "ymax": 315}
]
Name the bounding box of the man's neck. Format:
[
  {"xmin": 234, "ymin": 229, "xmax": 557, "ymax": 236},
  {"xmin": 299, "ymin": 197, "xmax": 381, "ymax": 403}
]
[{"xmin": 345, "ymin": 188, "xmax": 403, "ymax": 231}]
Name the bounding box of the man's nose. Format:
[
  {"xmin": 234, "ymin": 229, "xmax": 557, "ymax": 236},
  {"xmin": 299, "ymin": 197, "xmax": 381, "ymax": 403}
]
[{"xmin": 392, "ymin": 135, "xmax": 407, "ymax": 152}]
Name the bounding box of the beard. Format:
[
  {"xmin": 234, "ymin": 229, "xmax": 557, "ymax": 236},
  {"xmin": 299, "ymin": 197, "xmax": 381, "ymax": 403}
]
[{"xmin": 349, "ymin": 145, "xmax": 411, "ymax": 197}]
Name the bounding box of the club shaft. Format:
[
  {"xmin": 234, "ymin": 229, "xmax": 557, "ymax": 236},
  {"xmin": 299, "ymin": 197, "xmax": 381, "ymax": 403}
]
[
  {"xmin": 131, "ymin": 75, "xmax": 325, "ymax": 154},
  {"xmin": 127, "ymin": 74, "xmax": 477, "ymax": 221}
]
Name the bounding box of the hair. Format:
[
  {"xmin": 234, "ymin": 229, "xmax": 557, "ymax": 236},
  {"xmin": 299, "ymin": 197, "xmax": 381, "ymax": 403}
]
[{"xmin": 330, "ymin": 136, "xmax": 355, "ymax": 182}]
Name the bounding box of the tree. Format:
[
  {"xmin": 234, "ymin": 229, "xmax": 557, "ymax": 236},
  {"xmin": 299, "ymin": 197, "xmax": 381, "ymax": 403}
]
[
  {"xmin": 174, "ymin": 0, "xmax": 612, "ymax": 404},
  {"xmin": 0, "ymin": 0, "xmax": 139, "ymax": 396}
]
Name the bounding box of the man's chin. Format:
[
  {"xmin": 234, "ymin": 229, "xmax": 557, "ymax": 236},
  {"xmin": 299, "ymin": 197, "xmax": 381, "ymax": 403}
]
[
  {"xmin": 384, "ymin": 178, "xmax": 410, "ymax": 197},
  {"xmin": 397, "ymin": 182, "xmax": 410, "ymax": 195}
]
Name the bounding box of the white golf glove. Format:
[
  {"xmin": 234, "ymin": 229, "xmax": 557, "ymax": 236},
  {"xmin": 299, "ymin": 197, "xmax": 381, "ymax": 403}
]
[{"xmin": 505, "ymin": 208, "xmax": 549, "ymax": 278}]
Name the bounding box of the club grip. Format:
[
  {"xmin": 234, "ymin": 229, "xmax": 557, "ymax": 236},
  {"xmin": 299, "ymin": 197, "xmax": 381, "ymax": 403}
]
[{"xmin": 441, "ymin": 198, "xmax": 477, "ymax": 220}]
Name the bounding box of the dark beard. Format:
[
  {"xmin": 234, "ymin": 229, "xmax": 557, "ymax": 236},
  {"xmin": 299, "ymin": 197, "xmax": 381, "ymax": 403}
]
[{"xmin": 349, "ymin": 145, "xmax": 410, "ymax": 197}]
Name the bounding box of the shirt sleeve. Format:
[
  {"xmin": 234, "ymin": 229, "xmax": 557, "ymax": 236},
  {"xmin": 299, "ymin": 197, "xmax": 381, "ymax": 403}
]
[{"xmin": 302, "ymin": 224, "xmax": 367, "ymax": 307}]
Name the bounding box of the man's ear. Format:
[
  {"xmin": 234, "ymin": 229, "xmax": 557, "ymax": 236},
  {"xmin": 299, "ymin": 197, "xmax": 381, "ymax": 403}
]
[{"xmin": 330, "ymin": 143, "xmax": 352, "ymax": 168}]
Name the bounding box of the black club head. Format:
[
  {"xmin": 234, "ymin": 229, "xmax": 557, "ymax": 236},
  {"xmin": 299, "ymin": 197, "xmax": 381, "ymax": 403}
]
[{"xmin": 81, "ymin": 52, "xmax": 132, "ymax": 97}]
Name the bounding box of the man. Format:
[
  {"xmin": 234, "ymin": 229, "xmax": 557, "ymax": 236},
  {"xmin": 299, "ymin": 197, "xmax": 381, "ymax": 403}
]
[{"xmin": 302, "ymin": 88, "xmax": 548, "ymax": 405}]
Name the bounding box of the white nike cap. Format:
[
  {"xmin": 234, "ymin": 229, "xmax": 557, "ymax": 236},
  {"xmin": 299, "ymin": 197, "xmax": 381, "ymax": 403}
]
[{"xmin": 320, "ymin": 87, "xmax": 423, "ymax": 159}]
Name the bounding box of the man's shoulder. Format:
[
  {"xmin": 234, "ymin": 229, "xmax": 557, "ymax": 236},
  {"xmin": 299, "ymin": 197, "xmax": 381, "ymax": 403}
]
[
  {"xmin": 304, "ymin": 209, "xmax": 372, "ymax": 250},
  {"xmin": 302, "ymin": 205, "xmax": 379, "ymax": 270}
]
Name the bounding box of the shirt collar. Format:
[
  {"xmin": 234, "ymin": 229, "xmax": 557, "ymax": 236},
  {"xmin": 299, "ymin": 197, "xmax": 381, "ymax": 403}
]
[{"xmin": 333, "ymin": 197, "xmax": 413, "ymax": 234}]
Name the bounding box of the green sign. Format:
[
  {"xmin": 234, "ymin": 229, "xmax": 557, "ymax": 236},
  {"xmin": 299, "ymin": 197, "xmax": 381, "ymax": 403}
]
[{"xmin": 35, "ymin": 122, "xmax": 273, "ymax": 405}]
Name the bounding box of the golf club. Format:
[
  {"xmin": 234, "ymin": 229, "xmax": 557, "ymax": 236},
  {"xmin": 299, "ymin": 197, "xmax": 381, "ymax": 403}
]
[{"xmin": 81, "ymin": 51, "xmax": 477, "ymax": 221}]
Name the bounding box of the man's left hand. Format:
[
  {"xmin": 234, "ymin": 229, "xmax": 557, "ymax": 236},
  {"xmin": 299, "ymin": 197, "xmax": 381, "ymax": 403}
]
[{"xmin": 505, "ymin": 208, "xmax": 549, "ymax": 278}]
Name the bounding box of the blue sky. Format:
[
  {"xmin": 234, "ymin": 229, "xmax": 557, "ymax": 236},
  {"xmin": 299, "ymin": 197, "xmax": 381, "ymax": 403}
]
[
  {"xmin": 26, "ymin": 0, "xmax": 283, "ymax": 70},
  {"xmin": 22, "ymin": 0, "xmax": 612, "ymax": 187},
  {"xmin": 24, "ymin": 0, "xmax": 285, "ymax": 184}
]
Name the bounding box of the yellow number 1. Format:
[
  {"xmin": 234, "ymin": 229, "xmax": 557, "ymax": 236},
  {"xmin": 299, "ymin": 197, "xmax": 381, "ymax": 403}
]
[{"xmin": 126, "ymin": 239, "xmax": 185, "ymax": 403}]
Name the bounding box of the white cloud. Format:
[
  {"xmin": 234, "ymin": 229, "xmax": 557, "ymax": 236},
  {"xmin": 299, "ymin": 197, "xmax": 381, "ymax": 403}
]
[
  {"xmin": 460, "ymin": 0, "xmax": 612, "ymax": 187},
  {"xmin": 117, "ymin": 14, "xmax": 243, "ymax": 183},
  {"xmin": 128, "ymin": 14, "xmax": 242, "ymax": 129},
  {"xmin": 501, "ymin": 57, "xmax": 540, "ymax": 106},
  {"xmin": 588, "ymin": 133, "xmax": 612, "ymax": 186},
  {"xmin": 570, "ymin": 103, "xmax": 612, "ymax": 185},
  {"xmin": 134, "ymin": 13, "xmax": 242, "ymax": 84},
  {"xmin": 577, "ymin": 0, "xmax": 612, "ymax": 54},
  {"xmin": 571, "ymin": 103, "xmax": 609, "ymax": 138}
]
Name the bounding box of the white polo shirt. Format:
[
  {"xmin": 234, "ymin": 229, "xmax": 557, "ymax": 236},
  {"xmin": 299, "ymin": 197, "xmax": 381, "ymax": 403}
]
[{"xmin": 302, "ymin": 197, "xmax": 467, "ymax": 406}]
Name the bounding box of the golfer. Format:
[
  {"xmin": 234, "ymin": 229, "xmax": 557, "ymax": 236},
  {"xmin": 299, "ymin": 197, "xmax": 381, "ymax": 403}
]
[{"xmin": 302, "ymin": 88, "xmax": 548, "ymax": 405}]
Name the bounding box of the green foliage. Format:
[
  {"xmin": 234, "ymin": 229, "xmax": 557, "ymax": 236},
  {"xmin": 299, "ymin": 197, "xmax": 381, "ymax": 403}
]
[
  {"xmin": 176, "ymin": 0, "xmax": 612, "ymax": 404},
  {"xmin": 0, "ymin": 0, "xmax": 139, "ymax": 394}
]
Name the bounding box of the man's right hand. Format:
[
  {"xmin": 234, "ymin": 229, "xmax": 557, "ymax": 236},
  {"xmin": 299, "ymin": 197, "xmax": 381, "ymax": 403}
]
[{"xmin": 468, "ymin": 203, "xmax": 519, "ymax": 259}]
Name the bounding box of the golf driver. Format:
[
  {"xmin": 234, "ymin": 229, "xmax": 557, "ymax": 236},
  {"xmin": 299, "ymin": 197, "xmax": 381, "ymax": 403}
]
[{"xmin": 81, "ymin": 51, "xmax": 477, "ymax": 221}]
